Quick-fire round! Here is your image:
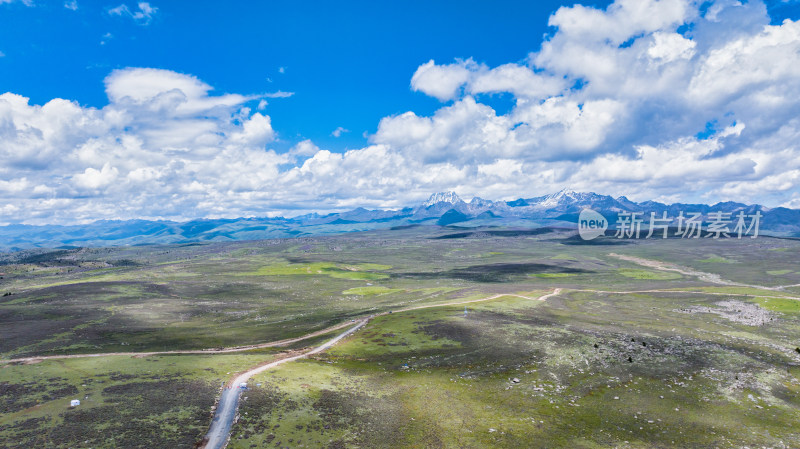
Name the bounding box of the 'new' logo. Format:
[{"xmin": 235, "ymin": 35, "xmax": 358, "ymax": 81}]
[{"xmin": 578, "ymin": 208, "xmax": 608, "ymax": 240}]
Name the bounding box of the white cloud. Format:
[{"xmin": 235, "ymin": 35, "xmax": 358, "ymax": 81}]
[
  {"xmin": 411, "ymin": 59, "xmax": 475, "ymax": 101},
  {"xmin": 647, "ymin": 32, "xmax": 696, "ymax": 62},
  {"xmin": 263, "ymin": 90, "xmax": 294, "ymax": 98},
  {"xmin": 0, "ymin": 67, "xmax": 289, "ymax": 223},
  {"xmin": 544, "ymin": 0, "xmax": 690, "ymax": 46},
  {"xmin": 782, "ymin": 193, "xmax": 800, "ymax": 209},
  {"xmin": 469, "ymin": 64, "xmax": 566, "ymax": 99},
  {"xmin": 109, "ymin": 2, "xmax": 158, "ymax": 25},
  {"xmin": 64, "ymin": 0, "xmax": 78, "ymax": 10},
  {"xmin": 73, "ymin": 163, "xmax": 119, "ymax": 190},
  {"xmin": 477, "ymin": 159, "xmax": 523, "ymax": 178},
  {"xmin": 2, "ymin": 0, "xmax": 800, "ymax": 224},
  {"xmin": 690, "ymin": 18, "xmax": 800, "ymax": 105},
  {"xmin": 0, "ymin": 51, "xmax": 5, "ymax": 57},
  {"xmin": 104, "ymin": 67, "xmax": 249, "ymax": 116},
  {"xmin": 331, "ymin": 126, "xmax": 349, "ymax": 137},
  {"xmin": 229, "ymin": 113, "xmax": 274, "ymax": 147},
  {"xmin": 289, "ymin": 139, "xmax": 319, "ymax": 158}
]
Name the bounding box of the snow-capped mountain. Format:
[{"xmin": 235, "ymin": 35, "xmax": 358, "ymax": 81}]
[
  {"xmin": 1, "ymin": 190, "xmax": 798, "ymax": 249},
  {"xmin": 518, "ymin": 189, "xmax": 627, "ymax": 212},
  {"xmin": 422, "ymin": 191, "xmax": 463, "ymax": 207}
]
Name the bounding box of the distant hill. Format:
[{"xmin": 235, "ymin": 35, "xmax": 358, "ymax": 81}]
[{"xmin": 1, "ymin": 189, "xmax": 798, "ymax": 250}]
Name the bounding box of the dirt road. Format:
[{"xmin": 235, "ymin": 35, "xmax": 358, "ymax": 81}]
[
  {"xmin": 608, "ymin": 253, "xmax": 800, "ymax": 291},
  {"xmin": 0, "ymin": 320, "xmax": 358, "ymax": 365},
  {"xmin": 201, "ymin": 319, "xmax": 368, "ymax": 449}
]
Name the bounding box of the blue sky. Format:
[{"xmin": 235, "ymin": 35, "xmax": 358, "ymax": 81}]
[
  {"xmin": 1, "ymin": 0, "xmax": 800, "ymax": 224},
  {"xmin": 1, "ymin": 0, "xmax": 615, "ymax": 152}
]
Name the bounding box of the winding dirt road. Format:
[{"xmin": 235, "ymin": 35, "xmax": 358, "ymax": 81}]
[
  {"xmin": 201, "ymin": 319, "xmax": 368, "ymax": 449},
  {"xmin": 7, "ymin": 283, "xmax": 794, "ymax": 449},
  {"xmin": 0, "ymin": 319, "xmax": 360, "ymax": 365},
  {"xmin": 199, "ymin": 290, "xmax": 556, "ymax": 449}
]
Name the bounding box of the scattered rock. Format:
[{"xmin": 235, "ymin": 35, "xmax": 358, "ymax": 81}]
[{"xmin": 675, "ymin": 300, "xmax": 775, "ymax": 326}]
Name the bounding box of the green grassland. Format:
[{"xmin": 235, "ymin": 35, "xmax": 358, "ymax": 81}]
[
  {"xmin": 1, "ymin": 226, "xmax": 799, "ymax": 447},
  {"xmin": 1, "ymin": 227, "xmax": 718, "ymax": 359},
  {"xmin": 230, "ymin": 290, "xmax": 800, "ymax": 448},
  {"xmin": 342, "ymin": 286, "xmax": 403, "ymax": 296},
  {"xmin": 0, "ymin": 351, "xmax": 283, "ymax": 448}
]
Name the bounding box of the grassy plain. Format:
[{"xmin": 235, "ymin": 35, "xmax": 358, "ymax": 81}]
[
  {"xmin": 1, "ymin": 226, "xmax": 799, "ymax": 447},
  {"xmin": 230, "ymin": 289, "xmax": 800, "ymax": 448},
  {"xmin": 0, "ymin": 351, "xmax": 280, "ymax": 448}
]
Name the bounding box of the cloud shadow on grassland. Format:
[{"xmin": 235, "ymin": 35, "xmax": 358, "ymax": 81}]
[{"xmin": 391, "ymin": 262, "xmax": 591, "ymax": 283}]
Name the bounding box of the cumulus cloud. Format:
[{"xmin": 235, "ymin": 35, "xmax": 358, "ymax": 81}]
[
  {"xmin": 0, "ymin": 68, "xmax": 288, "ymax": 223},
  {"xmin": 647, "ymin": 32, "xmax": 696, "ymax": 62},
  {"xmin": 411, "ymin": 59, "xmax": 475, "ymax": 101},
  {"xmin": 2, "ymin": 0, "xmax": 800, "ymax": 225},
  {"xmin": 370, "ymin": 0, "xmax": 800, "ymax": 204},
  {"xmin": 74, "ymin": 163, "xmax": 119, "ymax": 190},
  {"xmin": 289, "ymin": 139, "xmax": 320, "ymax": 158}
]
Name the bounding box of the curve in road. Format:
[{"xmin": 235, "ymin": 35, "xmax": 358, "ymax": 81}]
[
  {"xmin": 201, "ymin": 319, "xmax": 368, "ymax": 449},
  {"xmin": 201, "ymin": 290, "xmax": 556, "ymax": 448}
]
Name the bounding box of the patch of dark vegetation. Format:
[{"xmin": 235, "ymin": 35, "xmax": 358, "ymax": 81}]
[
  {"xmin": 431, "ymin": 227, "xmax": 558, "ymax": 239},
  {"xmin": 1, "ymin": 379, "xmax": 217, "ymax": 449},
  {"xmin": 559, "ymin": 234, "xmax": 634, "ymax": 245},
  {"xmin": 0, "ymin": 249, "xmax": 75, "ymax": 266},
  {"xmin": 223, "ymin": 384, "xmax": 286, "ymax": 437},
  {"xmin": 313, "ymin": 388, "xmax": 409, "ymax": 447},
  {"xmin": 394, "ymin": 262, "xmax": 589, "ymax": 283},
  {"xmin": 42, "ymin": 384, "xmax": 79, "ymax": 401},
  {"xmin": 233, "ymin": 383, "xmax": 410, "ymax": 448},
  {"xmin": 110, "ymin": 259, "xmax": 139, "ymax": 267},
  {"xmin": 0, "ymin": 278, "xmax": 294, "ymax": 355},
  {"xmin": 0, "ymin": 416, "xmax": 52, "ymax": 437},
  {"xmin": 485, "ymin": 228, "xmax": 558, "ymax": 237},
  {"xmin": 0, "ymin": 381, "xmax": 48, "ymax": 413},
  {"xmin": 108, "ymin": 372, "xmax": 140, "ymax": 381},
  {"xmin": 389, "ymin": 224, "xmax": 421, "ymax": 230},
  {"xmin": 430, "ymin": 232, "xmax": 474, "ymax": 239}
]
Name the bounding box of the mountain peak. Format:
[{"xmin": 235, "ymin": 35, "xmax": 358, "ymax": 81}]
[
  {"xmin": 538, "ymin": 188, "xmax": 579, "ymax": 207},
  {"xmin": 555, "ymin": 187, "xmax": 576, "ymax": 196},
  {"xmin": 423, "ymin": 191, "xmax": 462, "ymax": 207}
]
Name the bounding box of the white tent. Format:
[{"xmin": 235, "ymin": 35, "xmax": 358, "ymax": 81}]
[{"xmin": 70, "ymin": 399, "xmax": 80, "ymax": 407}]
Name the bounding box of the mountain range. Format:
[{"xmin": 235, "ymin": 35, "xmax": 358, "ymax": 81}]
[{"xmin": 1, "ymin": 189, "xmax": 798, "ymax": 250}]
